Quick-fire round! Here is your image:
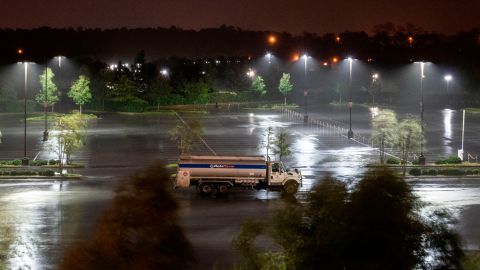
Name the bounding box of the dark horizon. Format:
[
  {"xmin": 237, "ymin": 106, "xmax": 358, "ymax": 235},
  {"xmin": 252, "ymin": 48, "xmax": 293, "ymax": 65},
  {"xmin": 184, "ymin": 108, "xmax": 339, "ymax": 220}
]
[{"xmin": 1, "ymin": 0, "xmax": 479, "ymax": 35}]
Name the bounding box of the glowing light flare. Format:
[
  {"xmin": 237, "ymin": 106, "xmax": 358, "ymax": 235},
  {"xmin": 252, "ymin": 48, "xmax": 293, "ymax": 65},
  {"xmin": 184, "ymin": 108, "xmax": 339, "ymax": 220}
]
[
  {"xmin": 160, "ymin": 68, "xmax": 169, "ymax": 76},
  {"xmin": 17, "ymin": 48, "xmax": 24, "ymax": 55},
  {"xmin": 323, "ymin": 62, "xmax": 328, "ymax": 66},
  {"xmin": 332, "ymin": 57, "xmax": 338, "ymax": 63},
  {"xmin": 292, "ymin": 53, "xmax": 300, "ymax": 62},
  {"xmin": 246, "ymin": 68, "xmax": 256, "ymax": 78},
  {"xmin": 444, "ymin": 75, "xmax": 453, "ymax": 82},
  {"xmin": 267, "ymin": 35, "xmax": 277, "ymax": 45}
]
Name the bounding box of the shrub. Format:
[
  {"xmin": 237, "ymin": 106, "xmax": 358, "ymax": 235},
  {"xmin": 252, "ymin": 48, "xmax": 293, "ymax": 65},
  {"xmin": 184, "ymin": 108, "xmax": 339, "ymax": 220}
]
[
  {"xmin": 11, "ymin": 159, "xmax": 21, "ymax": 166},
  {"xmin": 119, "ymin": 100, "xmax": 148, "ymax": 112},
  {"xmin": 445, "ymin": 156, "xmax": 462, "ymax": 164},
  {"xmin": 422, "ymin": 169, "xmax": 438, "ymax": 176},
  {"xmin": 31, "ymin": 160, "xmax": 48, "ymax": 166},
  {"xmin": 49, "ymin": 159, "xmax": 58, "ymax": 165},
  {"xmin": 386, "ymin": 157, "xmax": 400, "ymax": 164},
  {"xmin": 436, "ymin": 156, "xmax": 463, "ymax": 165},
  {"xmin": 39, "ymin": 170, "xmax": 55, "ymax": 176},
  {"xmin": 412, "ymin": 159, "xmax": 420, "ymax": 165},
  {"xmin": 472, "ymin": 170, "xmax": 479, "ymax": 175},
  {"xmin": 409, "ymin": 168, "xmax": 421, "ymax": 176},
  {"xmin": 438, "ymin": 169, "xmax": 465, "ymax": 176},
  {"xmin": 465, "ymin": 170, "xmax": 473, "ymax": 175}
]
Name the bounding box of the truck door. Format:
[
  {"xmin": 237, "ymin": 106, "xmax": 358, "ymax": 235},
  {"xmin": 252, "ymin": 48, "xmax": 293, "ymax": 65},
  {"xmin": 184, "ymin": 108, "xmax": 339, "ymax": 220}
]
[{"xmin": 270, "ymin": 162, "xmax": 285, "ymax": 184}]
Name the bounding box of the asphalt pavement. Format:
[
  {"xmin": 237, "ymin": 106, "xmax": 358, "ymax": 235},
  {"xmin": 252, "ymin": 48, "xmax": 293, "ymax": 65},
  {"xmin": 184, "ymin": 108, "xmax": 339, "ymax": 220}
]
[{"xmin": 0, "ymin": 107, "xmax": 479, "ymax": 269}]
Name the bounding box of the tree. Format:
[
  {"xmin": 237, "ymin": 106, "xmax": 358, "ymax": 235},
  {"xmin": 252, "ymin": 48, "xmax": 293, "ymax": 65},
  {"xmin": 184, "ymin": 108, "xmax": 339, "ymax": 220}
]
[
  {"xmin": 362, "ymin": 79, "xmax": 382, "ymax": 105},
  {"xmin": 169, "ymin": 119, "xmax": 203, "ymax": 154},
  {"xmin": 35, "ymin": 68, "xmax": 59, "ymax": 112},
  {"xmin": 48, "ymin": 114, "xmax": 86, "ymax": 174},
  {"xmin": 59, "ymin": 163, "xmax": 194, "ymax": 270},
  {"xmin": 372, "ymin": 109, "xmax": 398, "ymax": 164},
  {"xmin": 0, "ymin": 79, "xmax": 16, "ymax": 101},
  {"xmin": 278, "ymin": 73, "xmax": 293, "ymax": 105},
  {"xmin": 251, "ymin": 75, "xmax": 266, "ymax": 96},
  {"xmin": 259, "ymin": 127, "xmax": 274, "ymax": 161},
  {"xmin": 396, "ymin": 116, "xmax": 425, "ymax": 175},
  {"xmin": 147, "ymin": 78, "xmax": 174, "ymax": 111},
  {"xmin": 68, "ymin": 75, "xmax": 92, "ymax": 114},
  {"xmin": 273, "ymin": 129, "xmax": 291, "ymax": 161},
  {"xmin": 182, "ymin": 80, "xmax": 211, "ymax": 104},
  {"xmin": 108, "ymin": 75, "xmax": 138, "ymax": 102},
  {"xmin": 335, "ymin": 82, "xmax": 347, "ymax": 103},
  {"xmin": 234, "ymin": 168, "xmax": 465, "ymax": 270}
]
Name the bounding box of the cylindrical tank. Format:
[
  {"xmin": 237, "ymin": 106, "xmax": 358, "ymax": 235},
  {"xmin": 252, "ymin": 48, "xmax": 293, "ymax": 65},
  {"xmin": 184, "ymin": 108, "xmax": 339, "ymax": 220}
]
[{"xmin": 177, "ymin": 155, "xmax": 267, "ymax": 179}]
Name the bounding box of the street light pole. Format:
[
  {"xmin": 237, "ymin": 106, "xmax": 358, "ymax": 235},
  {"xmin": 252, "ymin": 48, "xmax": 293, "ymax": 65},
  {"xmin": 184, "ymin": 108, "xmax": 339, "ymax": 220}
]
[
  {"xmin": 444, "ymin": 75, "xmax": 452, "ymax": 93},
  {"xmin": 303, "ymin": 54, "xmax": 308, "ymax": 123},
  {"xmin": 22, "ymin": 62, "xmax": 29, "ymax": 165},
  {"xmin": 419, "ymin": 62, "xmax": 426, "ymax": 165},
  {"xmin": 57, "ymin": 56, "xmax": 63, "ymax": 113},
  {"xmin": 43, "ymin": 63, "xmax": 49, "ymax": 141},
  {"xmin": 347, "ymin": 58, "xmax": 354, "ymax": 139}
]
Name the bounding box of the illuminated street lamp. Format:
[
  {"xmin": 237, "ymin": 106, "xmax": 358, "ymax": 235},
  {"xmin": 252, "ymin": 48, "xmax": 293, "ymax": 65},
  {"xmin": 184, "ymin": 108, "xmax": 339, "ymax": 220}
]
[
  {"xmin": 302, "ymin": 54, "xmax": 310, "ymax": 123},
  {"xmin": 160, "ymin": 68, "xmax": 169, "ymax": 77},
  {"xmin": 267, "ymin": 35, "xmax": 277, "ymax": 45},
  {"xmin": 265, "ymin": 52, "xmax": 272, "ymax": 64},
  {"xmin": 444, "ymin": 74, "xmax": 452, "ymax": 92},
  {"xmin": 19, "ymin": 61, "xmax": 34, "ymax": 165},
  {"xmin": 43, "ymin": 63, "xmax": 49, "ymax": 141},
  {"xmin": 415, "ymin": 61, "xmax": 426, "ymax": 164},
  {"xmin": 55, "ymin": 56, "xmax": 65, "ymax": 112},
  {"xmin": 347, "ymin": 57, "xmax": 354, "ymax": 139},
  {"xmin": 246, "ymin": 68, "xmax": 256, "ymax": 78},
  {"xmin": 408, "ymin": 36, "xmax": 414, "ymax": 47}
]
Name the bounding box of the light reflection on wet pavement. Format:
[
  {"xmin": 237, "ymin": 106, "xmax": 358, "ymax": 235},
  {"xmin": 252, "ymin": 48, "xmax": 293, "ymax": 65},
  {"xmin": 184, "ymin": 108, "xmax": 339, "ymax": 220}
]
[{"xmin": 0, "ymin": 108, "xmax": 479, "ymax": 269}]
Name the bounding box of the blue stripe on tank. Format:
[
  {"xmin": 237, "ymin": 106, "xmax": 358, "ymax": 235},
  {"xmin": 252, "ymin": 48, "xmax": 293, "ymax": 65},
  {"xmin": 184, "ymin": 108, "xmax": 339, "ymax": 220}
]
[{"xmin": 179, "ymin": 164, "xmax": 266, "ymax": 169}]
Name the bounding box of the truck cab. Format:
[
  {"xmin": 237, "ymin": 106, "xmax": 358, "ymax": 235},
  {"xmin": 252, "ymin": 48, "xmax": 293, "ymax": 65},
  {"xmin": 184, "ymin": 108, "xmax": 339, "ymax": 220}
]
[{"xmin": 268, "ymin": 161, "xmax": 302, "ymax": 194}]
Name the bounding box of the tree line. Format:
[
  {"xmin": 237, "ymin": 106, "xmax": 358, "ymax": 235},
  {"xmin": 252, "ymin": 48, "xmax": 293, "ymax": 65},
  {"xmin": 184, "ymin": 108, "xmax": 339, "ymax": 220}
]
[{"xmin": 2, "ymin": 24, "xmax": 479, "ymax": 68}]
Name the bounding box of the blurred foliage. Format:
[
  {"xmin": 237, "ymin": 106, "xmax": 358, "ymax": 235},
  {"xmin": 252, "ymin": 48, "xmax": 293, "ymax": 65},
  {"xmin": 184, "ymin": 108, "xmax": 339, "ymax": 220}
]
[
  {"xmin": 233, "ymin": 168, "xmax": 465, "ymax": 270},
  {"xmin": 372, "ymin": 109, "xmax": 398, "ymax": 164},
  {"xmin": 35, "ymin": 67, "xmax": 59, "ymax": 109},
  {"xmin": 169, "ymin": 118, "xmax": 203, "ymax": 154},
  {"xmin": 251, "ymin": 76, "xmax": 266, "ymax": 96},
  {"xmin": 59, "ymin": 163, "xmax": 194, "ymax": 270}
]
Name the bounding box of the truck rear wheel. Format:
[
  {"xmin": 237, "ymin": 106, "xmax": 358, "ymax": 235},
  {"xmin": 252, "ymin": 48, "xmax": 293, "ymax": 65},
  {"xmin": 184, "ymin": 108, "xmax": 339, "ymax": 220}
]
[
  {"xmin": 200, "ymin": 183, "xmax": 213, "ymax": 194},
  {"xmin": 218, "ymin": 184, "xmax": 231, "ymax": 194},
  {"xmin": 283, "ymin": 181, "xmax": 299, "ymax": 195}
]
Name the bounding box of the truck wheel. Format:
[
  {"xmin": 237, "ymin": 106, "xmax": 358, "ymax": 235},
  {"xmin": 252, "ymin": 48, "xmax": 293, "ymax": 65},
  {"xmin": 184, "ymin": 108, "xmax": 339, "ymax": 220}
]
[
  {"xmin": 200, "ymin": 184, "xmax": 213, "ymax": 194},
  {"xmin": 218, "ymin": 184, "xmax": 230, "ymax": 194},
  {"xmin": 283, "ymin": 181, "xmax": 298, "ymax": 195}
]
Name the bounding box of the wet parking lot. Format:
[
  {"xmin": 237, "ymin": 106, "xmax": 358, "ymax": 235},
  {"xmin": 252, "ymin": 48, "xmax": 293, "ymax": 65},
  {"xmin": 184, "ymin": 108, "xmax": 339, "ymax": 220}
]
[{"xmin": 0, "ymin": 106, "xmax": 479, "ymax": 269}]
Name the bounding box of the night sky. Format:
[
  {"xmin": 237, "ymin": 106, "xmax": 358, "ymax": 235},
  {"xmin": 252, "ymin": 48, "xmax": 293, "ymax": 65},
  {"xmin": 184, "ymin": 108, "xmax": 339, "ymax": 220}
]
[{"xmin": 1, "ymin": 0, "xmax": 478, "ymax": 34}]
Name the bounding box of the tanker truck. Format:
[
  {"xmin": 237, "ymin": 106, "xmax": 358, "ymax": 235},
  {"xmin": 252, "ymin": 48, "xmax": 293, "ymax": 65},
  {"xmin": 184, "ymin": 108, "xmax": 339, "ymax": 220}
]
[{"xmin": 175, "ymin": 155, "xmax": 302, "ymax": 194}]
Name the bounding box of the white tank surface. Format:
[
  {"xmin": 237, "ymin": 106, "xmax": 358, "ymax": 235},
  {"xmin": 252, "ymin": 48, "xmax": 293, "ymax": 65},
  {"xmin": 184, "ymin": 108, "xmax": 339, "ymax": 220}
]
[{"xmin": 178, "ymin": 155, "xmax": 267, "ymax": 179}]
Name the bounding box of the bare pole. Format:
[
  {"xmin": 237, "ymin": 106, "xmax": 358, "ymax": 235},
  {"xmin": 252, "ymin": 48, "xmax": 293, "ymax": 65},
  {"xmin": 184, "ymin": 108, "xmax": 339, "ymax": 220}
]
[
  {"xmin": 347, "ymin": 58, "xmax": 354, "ymax": 139},
  {"xmin": 43, "ymin": 63, "xmax": 49, "ymax": 141},
  {"xmin": 461, "ymin": 109, "xmax": 465, "ymax": 151},
  {"xmin": 419, "ymin": 62, "xmax": 425, "ymax": 164},
  {"xmin": 22, "ymin": 63, "xmax": 29, "ymax": 165}
]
